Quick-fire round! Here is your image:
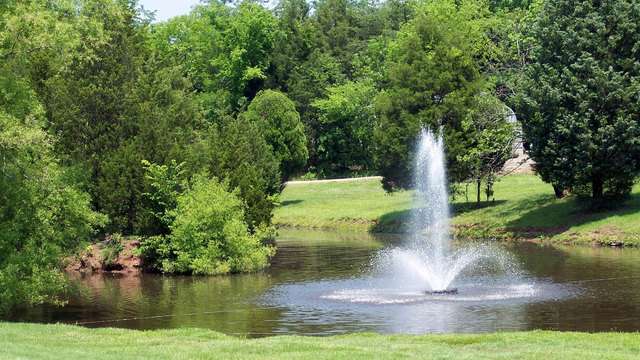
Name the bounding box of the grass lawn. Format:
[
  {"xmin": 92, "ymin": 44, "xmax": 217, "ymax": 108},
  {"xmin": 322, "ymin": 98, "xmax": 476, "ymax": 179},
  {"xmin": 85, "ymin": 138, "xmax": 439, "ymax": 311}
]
[
  {"xmin": 274, "ymin": 174, "xmax": 640, "ymax": 246},
  {"xmin": 1, "ymin": 323, "xmax": 639, "ymax": 360}
]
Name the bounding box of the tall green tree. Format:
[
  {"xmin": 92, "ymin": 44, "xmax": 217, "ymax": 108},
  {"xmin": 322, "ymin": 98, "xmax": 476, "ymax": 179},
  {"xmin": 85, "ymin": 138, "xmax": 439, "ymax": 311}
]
[
  {"xmin": 267, "ymin": 0, "xmax": 318, "ymax": 92},
  {"xmin": 516, "ymin": 0, "xmax": 640, "ymax": 201},
  {"xmin": 286, "ymin": 50, "xmax": 345, "ymax": 164},
  {"xmin": 373, "ymin": 0, "xmax": 491, "ymax": 190},
  {"xmin": 213, "ymin": 1, "xmax": 279, "ymax": 109},
  {"xmin": 0, "ymin": 112, "xmax": 104, "ymax": 313},
  {"xmin": 0, "ymin": 1, "xmax": 103, "ymax": 312},
  {"xmin": 459, "ymin": 97, "xmax": 516, "ymax": 202},
  {"xmin": 42, "ymin": 0, "xmax": 149, "ymax": 232},
  {"xmin": 312, "ymin": 80, "xmax": 377, "ymax": 174},
  {"xmin": 41, "ymin": 0, "xmax": 202, "ymax": 233},
  {"xmin": 189, "ymin": 118, "xmax": 281, "ymax": 229},
  {"xmin": 150, "ymin": 1, "xmax": 279, "ymax": 113}
]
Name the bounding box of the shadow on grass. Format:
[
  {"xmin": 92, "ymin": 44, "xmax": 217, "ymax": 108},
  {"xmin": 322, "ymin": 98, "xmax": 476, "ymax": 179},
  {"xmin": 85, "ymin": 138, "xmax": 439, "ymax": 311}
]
[
  {"xmin": 280, "ymin": 199, "xmax": 304, "ymax": 207},
  {"xmin": 370, "ymin": 200, "xmax": 507, "ymax": 233},
  {"xmin": 370, "ymin": 209, "xmax": 412, "ymax": 233},
  {"xmin": 505, "ymin": 192, "xmax": 640, "ymax": 238},
  {"xmin": 371, "ymin": 190, "xmax": 640, "ymax": 240},
  {"xmin": 452, "ymin": 200, "xmax": 507, "ymax": 215}
]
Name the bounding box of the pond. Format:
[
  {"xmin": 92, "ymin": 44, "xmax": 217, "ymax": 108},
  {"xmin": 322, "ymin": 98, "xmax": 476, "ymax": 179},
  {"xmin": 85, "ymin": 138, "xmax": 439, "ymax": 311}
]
[{"xmin": 6, "ymin": 229, "xmax": 640, "ymax": 337}]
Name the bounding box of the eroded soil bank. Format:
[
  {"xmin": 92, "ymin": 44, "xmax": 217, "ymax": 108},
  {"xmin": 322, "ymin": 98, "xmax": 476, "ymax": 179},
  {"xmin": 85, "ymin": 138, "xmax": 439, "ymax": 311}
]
[{"xmin": 65, "ymin": 235, "xmax": 142, "ymax": 274}]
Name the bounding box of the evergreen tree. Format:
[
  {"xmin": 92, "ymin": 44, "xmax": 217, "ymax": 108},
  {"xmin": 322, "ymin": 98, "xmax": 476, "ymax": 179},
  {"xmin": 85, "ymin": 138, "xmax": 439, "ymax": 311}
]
[
  {"xmin": 40, "ymin": 1, "xmax": 203, "ymax": 233},
  {"xmin": 373, "ymin": 0, "xmax": 490, "ymax": 190},
  {"xmin": 190, "ymin": 118, "xmax": 281, "ymax": 229},
  {"xmin": 516, "ymin": 0, "xmax": 640, "ymax": 201},
  {"xmin": 243, "ymin": 90, "xmax": 308, "ymax": 178}
]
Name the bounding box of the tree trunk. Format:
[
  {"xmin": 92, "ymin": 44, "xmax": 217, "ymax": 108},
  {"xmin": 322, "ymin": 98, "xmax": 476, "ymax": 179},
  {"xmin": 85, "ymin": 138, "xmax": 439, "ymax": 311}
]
[
  {"xmin": 553, "ymin": 184, "xmax": 565, "ymax": 199},
  {"xmin": 476, "ymin": 179, "xmax": 481, "ymax": 204},
  {"xmin": 592, "ymin": 176, "xmax": 604, "ymax": 201}
]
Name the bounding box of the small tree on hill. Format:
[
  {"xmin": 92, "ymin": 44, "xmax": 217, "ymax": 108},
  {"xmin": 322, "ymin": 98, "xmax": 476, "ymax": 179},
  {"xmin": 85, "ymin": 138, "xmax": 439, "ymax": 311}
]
[{"xmin": 459, "ymin": 97, "xmax": 516, "ymax": 203}]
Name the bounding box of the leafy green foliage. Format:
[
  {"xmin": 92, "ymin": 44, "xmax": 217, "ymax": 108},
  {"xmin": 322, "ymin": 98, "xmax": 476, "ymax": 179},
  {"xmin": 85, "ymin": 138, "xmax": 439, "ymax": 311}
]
[
  {"xmin": 0, "ymin": 112, "xmax": 104, "ymax": 313},
  {"xmin": 286, "ymin": 50, "xmax": 345, "ymax": 161},
  {"xmin": 267, "ymin": 0, "xmax": 317, "ymax": 91},
  {"xmin": 459, "ymin": 97, "xmax": 516, "ymax": 202},
  {"xmin": 139, "ymin": 175, "xmax": 274, "ymax": 275},
  {"xmin": 312, "ymin": 81, "xmax": 377, "ymax": 175},
  {"xmin": 142, "ymin": 160, "xmax": 186, "ymax": 234},
  {"xmin": 243, "ymin": 90, "xmax": 308, "ymax": 178},
  {"xmin": 148, "ymin": 8, "xmax": 221, "ymax": 94},
  {"xmin": 40, "ymin": 1, "xmax": 202, "ymax": 233},
  {"xmin": 148, "ymin": 1, "xmax": 280, "ymax": 112},
  {"xmin": 516, "ymin": 0, "xmax": 640, "ymax": 201},
  {"xmin": 190, "ymin": 118, "xmax": 281, "ymax": 229},
  {"xmin": 0, "ymin": 0, "xmax": 104, "ymax": 313}
]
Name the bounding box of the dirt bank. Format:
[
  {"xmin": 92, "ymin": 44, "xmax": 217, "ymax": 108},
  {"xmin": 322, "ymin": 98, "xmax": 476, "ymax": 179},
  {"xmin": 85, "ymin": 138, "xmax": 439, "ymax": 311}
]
[{"xmin": 65, "ymin": 236, "xmax": 143, "ymax": 274}]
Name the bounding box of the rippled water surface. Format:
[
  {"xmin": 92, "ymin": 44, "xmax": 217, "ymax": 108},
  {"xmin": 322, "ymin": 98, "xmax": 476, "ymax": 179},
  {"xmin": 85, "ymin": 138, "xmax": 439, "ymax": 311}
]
[{"xmin": 7, "ymin": 229, "xmax": 640, "ymax": 336}]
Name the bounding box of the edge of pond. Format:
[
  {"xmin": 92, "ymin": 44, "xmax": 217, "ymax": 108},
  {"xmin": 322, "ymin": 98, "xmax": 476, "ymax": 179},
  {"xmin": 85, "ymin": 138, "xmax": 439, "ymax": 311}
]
[{"xmin": 275, "ymin": 222, "xmax": 639, "ymax": 248}]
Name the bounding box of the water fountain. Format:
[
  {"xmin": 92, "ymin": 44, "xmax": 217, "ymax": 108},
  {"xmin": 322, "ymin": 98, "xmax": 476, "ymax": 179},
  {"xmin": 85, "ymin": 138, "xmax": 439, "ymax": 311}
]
[
  {"xmin": 262, "ymin": 127, "xmax": 561, "ymax": 334},
  {"xmin": 377, "ymin": 127, "xmax": 518, "ymax": 295}
]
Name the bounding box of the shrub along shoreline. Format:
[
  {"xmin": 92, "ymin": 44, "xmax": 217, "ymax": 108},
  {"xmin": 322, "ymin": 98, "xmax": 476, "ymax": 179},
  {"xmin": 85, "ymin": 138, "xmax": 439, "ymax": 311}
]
[{"xmin": 273, "ymin": 175, "xmax": 640, "ymax": 247}]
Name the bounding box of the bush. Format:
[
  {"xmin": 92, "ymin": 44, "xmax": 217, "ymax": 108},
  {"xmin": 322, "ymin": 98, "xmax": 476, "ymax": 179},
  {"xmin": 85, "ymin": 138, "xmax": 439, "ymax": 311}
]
[
  {"xmin": 139, "ymin": 175, "xmax": 275, "ymax": 275},
  {"xmin": 142, "ymin": 159, "xmax": 186, "ymax": 235},
  {"xmin": 100, "ymin": 234, "xmax": 125, "ymax": 268},
  {"xmin": 299, "ymin": 171, "xmax": 318, "ymax": 181}
]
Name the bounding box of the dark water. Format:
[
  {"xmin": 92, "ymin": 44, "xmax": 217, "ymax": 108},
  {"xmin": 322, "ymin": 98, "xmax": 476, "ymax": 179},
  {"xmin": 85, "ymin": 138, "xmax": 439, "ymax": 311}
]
[{"xmin": 7, "ymin": 229, "xmax": 640, "ymax": 337}]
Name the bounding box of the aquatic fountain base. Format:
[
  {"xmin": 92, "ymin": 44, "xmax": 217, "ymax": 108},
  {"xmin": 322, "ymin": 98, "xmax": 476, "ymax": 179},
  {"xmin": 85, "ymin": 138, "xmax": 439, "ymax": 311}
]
[{"xmin": 426, "ymin": 288, "xmax": 458, "ymax": 295}]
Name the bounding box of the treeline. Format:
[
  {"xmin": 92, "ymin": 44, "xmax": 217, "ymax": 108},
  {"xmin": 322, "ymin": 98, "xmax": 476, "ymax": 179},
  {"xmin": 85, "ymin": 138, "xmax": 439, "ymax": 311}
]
[{"xmin": 2, "ymin": 0, "xmax": 640, "ymax": 312}]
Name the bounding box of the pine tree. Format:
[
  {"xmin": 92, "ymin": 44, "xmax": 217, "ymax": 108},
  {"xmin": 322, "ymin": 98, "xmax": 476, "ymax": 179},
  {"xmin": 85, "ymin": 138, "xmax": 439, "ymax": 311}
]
[{"xmin": 516, "ymin": 0, "xmax": 640, "ymax": 201}]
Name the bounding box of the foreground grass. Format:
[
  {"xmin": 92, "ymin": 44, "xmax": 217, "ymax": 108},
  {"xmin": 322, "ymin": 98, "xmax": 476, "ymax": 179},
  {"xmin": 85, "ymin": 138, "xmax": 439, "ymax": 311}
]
[
  {"xmin": 274, "ymin": 175, "xmax": 640, "ymax": 246},
  {"xmin": 1, "ymin": 323, "xmax": 639, "ymax": 360}
]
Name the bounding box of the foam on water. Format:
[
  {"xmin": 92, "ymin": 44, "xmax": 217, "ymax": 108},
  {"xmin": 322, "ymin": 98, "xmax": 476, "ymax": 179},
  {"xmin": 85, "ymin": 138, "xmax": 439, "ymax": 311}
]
[{"xmin": 321, "ymin": 282, "xmax": 538, "ymax": 304}]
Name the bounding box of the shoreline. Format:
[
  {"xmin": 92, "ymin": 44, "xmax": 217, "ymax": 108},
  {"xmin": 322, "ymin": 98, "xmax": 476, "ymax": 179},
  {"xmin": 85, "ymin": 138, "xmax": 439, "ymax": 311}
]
[{"xmin": 275, "ymin": 223, "xmax": 636, "ymax": 248}]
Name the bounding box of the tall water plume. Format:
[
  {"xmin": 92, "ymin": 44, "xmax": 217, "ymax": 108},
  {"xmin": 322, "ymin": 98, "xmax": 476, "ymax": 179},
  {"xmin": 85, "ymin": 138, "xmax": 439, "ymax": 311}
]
[
  {"xmin": 376, "ymin": 127, "xmax": 517, "ymax": 293},
  {"xmin": 411, "ymin": 128, "xmax": 451, "ymax": 278}
]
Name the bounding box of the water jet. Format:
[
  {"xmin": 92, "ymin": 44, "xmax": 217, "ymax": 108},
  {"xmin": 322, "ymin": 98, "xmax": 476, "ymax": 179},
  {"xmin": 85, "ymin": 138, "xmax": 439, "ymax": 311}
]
[{"xmin": 385, "ymin": 128, "xmax": 517, "ymax": 294}]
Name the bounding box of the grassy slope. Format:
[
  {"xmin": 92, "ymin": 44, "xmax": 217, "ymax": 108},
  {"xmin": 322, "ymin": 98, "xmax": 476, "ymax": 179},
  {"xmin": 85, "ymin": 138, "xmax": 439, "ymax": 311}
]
[
  {"xmin": 1, "ymin": 323, "xmax": 639, "ymax": 360},
  {"xmin": 275, "ymin": 178, "xmax": 412, "ymax": 230},
  {"xmin": 274, "ymin": 175, "xmax": 640, "ymax": 245}
]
